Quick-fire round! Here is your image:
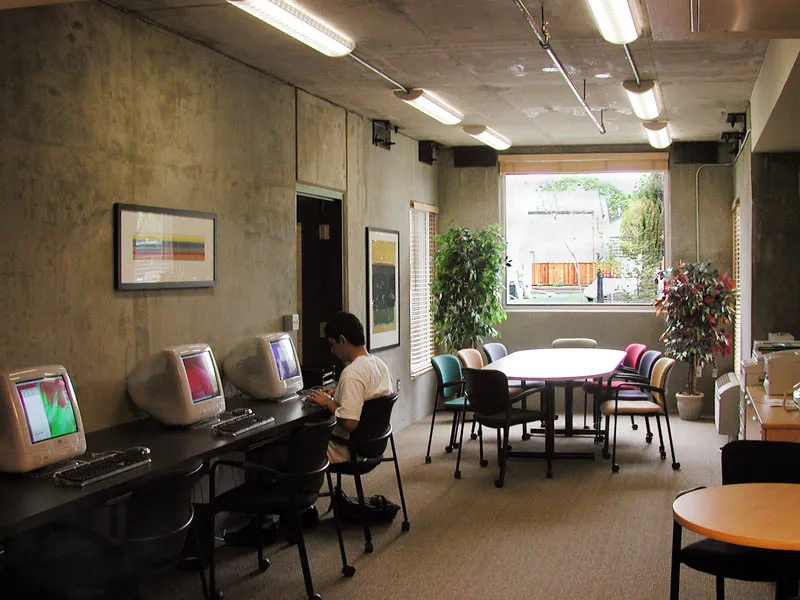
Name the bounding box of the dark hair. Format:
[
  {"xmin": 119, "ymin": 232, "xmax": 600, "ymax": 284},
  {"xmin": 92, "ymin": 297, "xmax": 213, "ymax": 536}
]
[{"xmin": 324, "ymin": 312, "xmax": 365, "ymax": 347}]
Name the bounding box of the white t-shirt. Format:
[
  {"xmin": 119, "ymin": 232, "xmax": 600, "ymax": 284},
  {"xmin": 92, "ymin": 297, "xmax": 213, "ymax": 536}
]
[{"xmin": 329, "ymin": 354, "xmax": 393, "ymax": 462}]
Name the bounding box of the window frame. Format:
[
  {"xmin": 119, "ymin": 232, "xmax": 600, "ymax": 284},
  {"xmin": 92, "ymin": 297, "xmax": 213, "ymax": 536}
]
[
  {"xmin": 499, "ymin": 152, "xmax": 670, "ymax": 311},
  {"xmin": 409, "ymin": 201, "xmax": 438, "ymax": 376}
]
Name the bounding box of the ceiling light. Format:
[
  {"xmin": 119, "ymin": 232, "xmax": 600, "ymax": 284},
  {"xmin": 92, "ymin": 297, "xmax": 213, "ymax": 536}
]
[
  {"xmin": 542, "ymin": 66, "xmax": 560, "ymax": 73},
  {"xmin": 462, "ymin": 125, "xmax": 511, "ymax": 150},
  {"xmin": 594, "ymin": 72, "xmax": 613, "ymax": 79},
  {"xmin": 227, "ymin": 0, "xmax": 355, "ymax": 57},
  {"xmin": 392, "ymin": 88, "xmax": 463, "ymax": 125},
  {"xmin": 643, "ymin": 121, "xmax": 671, "ymax": 148},
  {"xmin": 586, "ymin": 0, "xmax": 641, "ymax": 44},
  {"xmin": 623, "ymin": 80, "xmax": 663, "ymax": 120}
]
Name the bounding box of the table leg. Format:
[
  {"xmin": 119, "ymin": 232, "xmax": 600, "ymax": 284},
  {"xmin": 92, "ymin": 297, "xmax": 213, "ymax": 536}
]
[
  {"xmin": 564, "ymin": 382, "xmax": 574, "ymax": 435},
  {"xmin": 669, "ymin": 520, "xmax": 682, "ymax": 600}
]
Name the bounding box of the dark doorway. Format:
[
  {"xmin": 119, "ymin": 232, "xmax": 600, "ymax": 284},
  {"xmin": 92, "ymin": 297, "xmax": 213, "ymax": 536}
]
[{"xmin": 296, "ymin": 194, "xmax": 344, "ymax": 384}]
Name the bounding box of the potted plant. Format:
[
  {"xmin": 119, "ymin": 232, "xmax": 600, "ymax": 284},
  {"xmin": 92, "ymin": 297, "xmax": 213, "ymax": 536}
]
[
  {"xmin": 431, "ymin": 223, "xmax": 507, "ymax": 352},
  {"xmin": 654, "ymin": 261, "xmax": 736, "ymax": 420}
]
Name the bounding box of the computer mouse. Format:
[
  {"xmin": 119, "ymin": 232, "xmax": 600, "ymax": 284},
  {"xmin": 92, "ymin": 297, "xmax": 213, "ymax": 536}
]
[
  {"xmin": 230, "ymin": 407, "xmax": 253, "ymax": 416},
  {"xmin": 126, "ymin": 446, "xmax": 151, "ymax": 456}
]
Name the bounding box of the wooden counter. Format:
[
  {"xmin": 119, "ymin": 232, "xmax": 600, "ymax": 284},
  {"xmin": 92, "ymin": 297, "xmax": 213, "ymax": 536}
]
[{"xmin": 745, "ymin": 385, "xmax": 800, "ymax": 442}]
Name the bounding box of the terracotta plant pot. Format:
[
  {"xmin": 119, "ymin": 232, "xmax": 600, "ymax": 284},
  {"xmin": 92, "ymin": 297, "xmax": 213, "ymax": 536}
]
[{"xmin": 676, "ymin": 392, "xmax": 704, "ymax": 421}]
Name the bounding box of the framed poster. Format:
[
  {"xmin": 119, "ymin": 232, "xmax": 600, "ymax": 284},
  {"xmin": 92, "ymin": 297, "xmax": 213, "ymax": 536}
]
[
  {"xmin": 114, "ymin": 203, "xmax": 217, "ymax": 290},
  {"xmin": 366, "ymin": 227, "xmax": 400, "ymax": 351}
]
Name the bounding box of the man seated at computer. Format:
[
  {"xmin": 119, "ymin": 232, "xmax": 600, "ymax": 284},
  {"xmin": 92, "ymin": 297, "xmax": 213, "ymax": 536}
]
[{"xmin": 304, "ymin": 311, "xmax": 394, "ymax": 463}]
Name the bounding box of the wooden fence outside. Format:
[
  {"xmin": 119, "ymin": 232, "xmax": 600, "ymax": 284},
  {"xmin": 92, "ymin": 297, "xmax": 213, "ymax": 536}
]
[{"xmin": 531, "ymin": 263, "xmax": 618, "ymax": 286}]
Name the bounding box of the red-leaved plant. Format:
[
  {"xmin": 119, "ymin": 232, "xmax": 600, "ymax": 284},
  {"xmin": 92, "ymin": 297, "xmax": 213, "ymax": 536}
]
[{"xmin": 654, "ymin": 261, "xmax": 736, "ymax": 395}]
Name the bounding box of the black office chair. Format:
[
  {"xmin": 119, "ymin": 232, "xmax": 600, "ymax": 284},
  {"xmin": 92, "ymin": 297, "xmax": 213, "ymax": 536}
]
[
  {"xmin": 207, "ymin": 414, "xmax": 354, "ymax": 600},
  {"xmin": 5, "ymin": 460, "xmax": 205, "ymax": 600},
  {"xmin": 458, "ymin": 368, "xmax": 548, "ymax": 488},
  {"xmin": 326, "ymin": 393, "xmax": 410, "ymax": 554},
  {"xmin": 671, "ymin": 440, "xmax": 800, "ymax": 600}
]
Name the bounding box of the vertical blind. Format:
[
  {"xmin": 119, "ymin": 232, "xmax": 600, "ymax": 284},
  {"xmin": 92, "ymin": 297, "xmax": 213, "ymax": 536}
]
[
  {"xmin": 409, "ymin": 203, "xmax": 437, "ymax": 376},
  {"xmin": 732, "ymin": 199, "xmax": 742, "ymax": 380}
]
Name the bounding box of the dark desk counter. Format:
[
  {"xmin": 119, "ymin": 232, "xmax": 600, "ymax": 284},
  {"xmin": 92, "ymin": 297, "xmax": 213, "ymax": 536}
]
[{"xmin": 0, "ymin": 395, "xmax": 325, "ymax": 540}]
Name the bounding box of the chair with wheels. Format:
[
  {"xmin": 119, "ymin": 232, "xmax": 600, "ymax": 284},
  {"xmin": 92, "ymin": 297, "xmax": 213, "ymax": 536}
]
[
  {"xmin": 327, "ymin": 393, "xmax": 410, "ymax": 554},
  {"xmin": 426, "ymin": 354, "xmax": 468, "ymax": 464},
  {"xmin": 583, "ymin": 343, "xmax": 648, "ymax": 433},
  {"xmin": 671, "ymin": 440, "xmax": 800, "ymax": 600},
  {"xmin": 458, "ymin": 367, "xmax": 548, "ymax": 488},
  {"xmin": 207, "ymin": 414, "xmax": 353, "ymax": 600},
  {"xmin": 482, "ymin": 342, "xmax": 545, "ymax": 441},
  {"xmin": 599, "ymin": 356, "xmax": 679, "ymax": 472}
]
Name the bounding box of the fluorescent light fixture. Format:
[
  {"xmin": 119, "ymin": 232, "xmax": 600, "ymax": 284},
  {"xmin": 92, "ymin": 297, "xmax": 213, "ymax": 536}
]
[
  {"xmin": 623, "ymin": 79, "xmax": 662, "ymax": 120},
  {"xmin": 462, "ymin": 125, "xmax": 511, "ymax": 150},
  {"xmin": 643, "ymin": 121, "xmax": 671, "ymax": 148},
  {"xmin": 392, "ymin": 88, "xmax": 463, "ymax": 125},
  {"xmin": 227, "ymin": 0, "xmax": 355, "ymax": 57},
  {"xmin": 586, "ymin": 0, "xmax": 641, "ymax": 44}
]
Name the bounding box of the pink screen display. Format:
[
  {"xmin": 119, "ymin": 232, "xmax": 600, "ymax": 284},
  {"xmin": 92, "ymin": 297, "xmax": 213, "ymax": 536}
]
[
  {"xmin": 16, "ymin": 375, "xmax": 78, "ymax": 443},
  {"xmin": 270, "ymin": 338, "xmax": 299, "ymax": 381},
  {"xmin": 182, "ymin": 352, "xmax": 220, "ymax": 403}
]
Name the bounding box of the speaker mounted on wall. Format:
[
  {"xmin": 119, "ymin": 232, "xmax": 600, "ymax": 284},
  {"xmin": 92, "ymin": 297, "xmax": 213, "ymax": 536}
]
[
  {"xmin": 418, "ymin": 140, "xmax": 437, "ymax": 165},
  {"xmin": 372, "ymin": 120, "xmax": 396, "ymax": 151},
  {"xmin": 453, "ymin": 146, "xmax": 498, "ymax": 168}
]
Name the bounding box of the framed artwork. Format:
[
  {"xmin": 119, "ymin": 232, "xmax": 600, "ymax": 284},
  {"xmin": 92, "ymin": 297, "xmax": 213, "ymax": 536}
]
[
  {"xmin": 114, "ymin": 203, "xmax": 217, "ymax": 290},
  {"xmin": 365, "ymin": 227, "xmax": 400, "ymax": 351}
]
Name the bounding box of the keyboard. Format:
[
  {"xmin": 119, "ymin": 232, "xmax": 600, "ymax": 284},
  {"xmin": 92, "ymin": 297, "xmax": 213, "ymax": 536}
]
[
  {"xmin": 212, "ymin": 413, "xmax": 275, "ymax": 437},
  {"xmin": 53, "ymin": 451, "xmax": 151, "ymax": 487}
]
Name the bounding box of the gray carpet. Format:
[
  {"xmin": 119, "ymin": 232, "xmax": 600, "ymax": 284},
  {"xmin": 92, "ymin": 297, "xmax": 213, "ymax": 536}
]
[{"xmin": 152, "ymin": 413, "xmax": 775, "ymax": 600}]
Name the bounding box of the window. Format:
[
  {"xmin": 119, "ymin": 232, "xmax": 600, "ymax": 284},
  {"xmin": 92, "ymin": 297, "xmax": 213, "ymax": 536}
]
[
  {"xmin": 409, "ymin": 203, "xmax": 437, "ymax": 376},
  {"xmin": 733, "ymin": 198, "xmax": 742, "ymax": 380},
  {"xmin": 500, "ymin": 153, "xmax": 668, "ymax": 306}
]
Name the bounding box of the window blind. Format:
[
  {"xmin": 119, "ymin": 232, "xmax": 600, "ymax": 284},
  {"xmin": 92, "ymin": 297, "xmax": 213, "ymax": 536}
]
[
  {"xmin": 499, "ymin": 152, "xmax": 669, "ymax": 175},
  {"xmin": 410, "ymin": 203, "xmax": 437, "ymax": 376},
  {"xmin": 733, "ymin": 199, "xmax": 742, "ymax": 380}
]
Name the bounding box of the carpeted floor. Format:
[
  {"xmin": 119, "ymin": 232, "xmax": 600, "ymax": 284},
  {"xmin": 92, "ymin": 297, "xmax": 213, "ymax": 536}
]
[{"xmin": 151, "ymin": 412, "xmax": 775, "ymax": 600}]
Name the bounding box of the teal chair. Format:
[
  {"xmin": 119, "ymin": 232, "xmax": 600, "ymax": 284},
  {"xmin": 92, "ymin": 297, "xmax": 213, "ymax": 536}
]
[{"xmin": 427, "ymin": 355, "xmax": 471, "ymax": 464}]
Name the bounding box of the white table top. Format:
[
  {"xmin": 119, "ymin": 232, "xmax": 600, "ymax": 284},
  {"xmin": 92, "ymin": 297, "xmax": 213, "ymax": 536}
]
[
  {"xmin": 672, "ymin": 483, "xmax": 800, "ymax": 551},
  {"xmin": 484, "ymin": 348, "xmax": 627, "ymax": 382}
]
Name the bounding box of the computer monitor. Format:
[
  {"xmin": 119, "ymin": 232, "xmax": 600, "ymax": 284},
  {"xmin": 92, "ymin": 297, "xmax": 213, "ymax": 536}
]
[
  {"xmin": 127, "ymin": 343, "xmax": 226, "ymax": 426},
  {"xmin": 223, "ymin": 332, "xmax": 304, "ymax": 400},
  {"xmin": 0, "ymin": 365, "xmax": 87, "ymax": 473}
]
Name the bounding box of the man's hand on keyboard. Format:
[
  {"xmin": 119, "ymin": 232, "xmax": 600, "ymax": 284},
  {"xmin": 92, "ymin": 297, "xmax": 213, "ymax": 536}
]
[{"xmin": 305, "ymin": 388, "xmax": 335, "ymax": 412}]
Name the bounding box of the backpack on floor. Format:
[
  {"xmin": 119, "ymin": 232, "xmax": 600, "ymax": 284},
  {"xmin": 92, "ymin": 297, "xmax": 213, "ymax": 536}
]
[{"xmin": 334, "ymin": 488, "xmax": 400, "ymax": 523}]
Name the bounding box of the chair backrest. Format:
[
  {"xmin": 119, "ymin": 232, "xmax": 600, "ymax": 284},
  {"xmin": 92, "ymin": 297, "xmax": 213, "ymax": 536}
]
[
  {"xmin": 282, "ymin": 414, "xmax": 336, "ymax": 494},
  {"xmin": 482, "ymin": 342, "xmax": 509, "ymax": 364},
  {"xmin": 463, "ymin": 368, "xmax": 510, "ymax": 417},
  {"xmin": 721, "ymin": 440, "xmax": 800, "ymax": 485},
  {"xmin": 623, "ymin": 343, "xmax": 648, "ymax": 369},
  {"xmin": 637, "ymin": 349, "xmax": 662, "ymax": 379},
  {"xmin": 349, "ymin": 393, "xmax": 398, "ymax": 459},
  {"xmin": 552, "ymin": 337, "xmax": 597, "ymax": 348},
  {"xmin": 431, "ymin": 354, "xmax": 463, "ymax": 400},
  {"xmin": 457, "ymin": 348, "xmax": 484, "ymax": 369},
  {"xmin": 648, "ymin": 357, "xmax": 675, "ymax": 407}
]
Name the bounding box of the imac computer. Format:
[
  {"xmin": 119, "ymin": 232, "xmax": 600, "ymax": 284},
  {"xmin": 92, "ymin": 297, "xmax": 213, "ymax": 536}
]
[
  {"xmin": 127, "ymin": 343, "xmax": 226, "ymax": 426},
  {"xmin": 223, "ymin": 332, "xmax": 304, "ymax": 400},
  {"xmin": 0, "ymin": 365, "xmax": 87, "ymax": 473}
]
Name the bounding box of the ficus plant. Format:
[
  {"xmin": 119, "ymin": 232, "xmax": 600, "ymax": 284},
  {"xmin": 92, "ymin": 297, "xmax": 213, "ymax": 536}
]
[
  {"xmin": 654, "ymin": 261, "xmax": 736, "ymax": 395},
  {"xmin": 431, "ymin": 223, "xmax": 507, "ymax": 352}
]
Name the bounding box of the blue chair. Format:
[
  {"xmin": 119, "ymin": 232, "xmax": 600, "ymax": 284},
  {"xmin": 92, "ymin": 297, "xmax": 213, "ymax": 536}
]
[{"xmin": 427, "ymin": 355, "xmax": 470, "ymax": 464}]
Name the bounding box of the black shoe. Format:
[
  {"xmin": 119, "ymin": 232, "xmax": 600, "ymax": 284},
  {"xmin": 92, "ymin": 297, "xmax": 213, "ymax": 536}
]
[{"xmin": 223, "ymin": 520, "xmax": 279, "ymax": 548}]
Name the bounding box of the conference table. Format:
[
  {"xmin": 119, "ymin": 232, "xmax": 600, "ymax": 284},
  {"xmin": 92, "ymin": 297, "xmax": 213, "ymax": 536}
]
[
  {"xmin": 485, "ymin": 348, "xmax": 626, "ymax": 478},
  {"xmin": 670, "ymin": 483, "xmax": 800, "ymax": 600},
  {"xmin": 0, "ymin": 395, "xmax": 325, "ymax": 542}
]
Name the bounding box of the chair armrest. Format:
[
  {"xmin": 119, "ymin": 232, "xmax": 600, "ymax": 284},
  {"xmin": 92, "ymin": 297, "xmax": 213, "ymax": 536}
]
[
  {"xmin": 612, "ymin": 382, "xmax": 663, "ymax": 398},
  {"xmin": 509, "ymin": 387, "xmax": 544, "ymax": 403}
]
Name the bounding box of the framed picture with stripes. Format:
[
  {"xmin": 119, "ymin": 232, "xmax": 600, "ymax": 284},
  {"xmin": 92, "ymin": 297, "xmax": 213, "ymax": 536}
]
[{"xmin": 114, "ymin": 203, "xmax": 216, "ymax": 290}]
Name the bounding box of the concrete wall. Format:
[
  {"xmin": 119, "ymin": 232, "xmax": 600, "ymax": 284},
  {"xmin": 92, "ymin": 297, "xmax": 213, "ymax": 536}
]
[
  {"xmin": 0, "ymin": 3, "xmax": 438, "ymax": 433},
  {"xmin": 436, "ymin": 147, "xmax": 736, "ymax": 413}
]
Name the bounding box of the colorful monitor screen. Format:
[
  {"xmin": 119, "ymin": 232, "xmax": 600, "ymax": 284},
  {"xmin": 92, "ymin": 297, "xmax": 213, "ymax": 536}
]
[
  {"xmin": 270, "ymin": 337, "xmax": 300, "ymax": 381},
  {"xmin": 16, "ymin": 374, "xmax": 79, "ymax": 444},
  {"xmin": 182, "ymin": 351, "xmax": 221, "ymax": 403}
]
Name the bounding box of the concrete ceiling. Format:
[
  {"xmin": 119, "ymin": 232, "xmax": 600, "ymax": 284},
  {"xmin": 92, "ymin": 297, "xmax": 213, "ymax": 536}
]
[{"xmin": 5, "ymin": 0, "xmax": 800, "ymax": 149}]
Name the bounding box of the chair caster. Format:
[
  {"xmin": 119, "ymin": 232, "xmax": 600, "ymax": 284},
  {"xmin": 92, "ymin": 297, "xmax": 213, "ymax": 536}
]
[
  {"xmin": 213, "ymin": 591, "xmax": 224, "ymax": 600},
  {"xmin": 480, "ymin": 459, "xmax": 488, "ymax": 467},
  {"xmin": 611, "ymin": 463, "xmax": 620, "ymax": 473},
  {"xmin": 454, "ymin": 470, "xmax": 461, "ymax": 479},
  {"xmin": 646, "ymin": 433, "xmax": 653, "ymax": 443},
  {"xmin": 602, "ymin": 449, "xmax": 610, "ymax": 459},
  {"xmin": 365, "ymin": 541, "xmax": 374, "ymax": 553},
  {"xmin": 310, "ymin": 594, "xmax": 323, "ymax": 600},
  {"xmin": 672, "ymin": 462, "xmax": 681, "ymax": 470},
  {"xmin": 470, "ymin": 433, "xmax": 478, "ymax": 440},
  {"xmin": 632, "ymin": 423, "xmax": 639, "ymax": 430},
  {"xmin": 401, "ymin": 521, "xmax": 410, "ymax": 532},
  {"xmin": 425, "ymin": 456, "xmax": 432, "ymax": 464},
  {"xmin": 522, "ymin": 433, "xmax": 531, "ymax": 441},
  {"xmin": 660, "ymin": 450, "xmax": 667, "ymax": 459},
  {"xmin": 444, "ymin": 446, "xmax": 453, "ymax": 453},
  {"xmin": 258, "ymin": 557, "xmax": 270, "ymax": 571},
  {"xmin": 342, "ymin": 565, "xmax": 356, "ymax": 577},
  {"xmin": 494, "ymin": 479, "xmax": 504, "ymax": 488}
]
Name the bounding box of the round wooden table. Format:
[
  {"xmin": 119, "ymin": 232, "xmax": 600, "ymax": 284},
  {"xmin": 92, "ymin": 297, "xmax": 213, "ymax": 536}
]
[{"xmin": 673, "ymin": 483, "xmax": 800, "ymax": 550}]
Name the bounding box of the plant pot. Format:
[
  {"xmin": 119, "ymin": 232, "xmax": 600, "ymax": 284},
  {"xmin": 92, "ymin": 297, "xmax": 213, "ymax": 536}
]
[{"xmin": 676, "ymin": 392, "xmax": 704, "ymax": 421}]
